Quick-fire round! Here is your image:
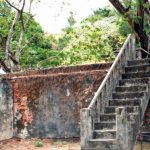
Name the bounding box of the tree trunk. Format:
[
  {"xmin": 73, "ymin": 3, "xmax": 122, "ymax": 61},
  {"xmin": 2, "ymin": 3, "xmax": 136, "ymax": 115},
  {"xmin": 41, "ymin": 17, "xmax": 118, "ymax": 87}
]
[
  {"xmin": 15, "ymin": 16, "xmax": 31, "ymax": 63},
  {"xmin": 140, "ymin": 34, "xmax": 149, "ymax": 58},
  {"xmin": 5, "ymin": 10, "xmax": 20, "ymax": 70},
  {"xmin": 109, "ymin": 0, "xmax": 150, "ymax": 58}
]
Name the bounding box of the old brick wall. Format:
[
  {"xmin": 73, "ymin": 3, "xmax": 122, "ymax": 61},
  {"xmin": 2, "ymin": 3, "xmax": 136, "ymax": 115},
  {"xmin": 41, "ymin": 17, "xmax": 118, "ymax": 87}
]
[{"xmin": 2, "ymin": 63, "xmax": 111, "ymax": 138}]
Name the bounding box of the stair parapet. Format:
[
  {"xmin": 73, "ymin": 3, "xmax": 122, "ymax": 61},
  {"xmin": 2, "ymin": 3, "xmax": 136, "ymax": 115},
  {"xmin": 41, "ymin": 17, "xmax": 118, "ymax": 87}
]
[
  {"xmin": 116, "ymin": 106, "xmax": 141, "ymax": 150},
  {"xmin": 80, "ymin": 108, "xmax": 93, "ymax": 148}
]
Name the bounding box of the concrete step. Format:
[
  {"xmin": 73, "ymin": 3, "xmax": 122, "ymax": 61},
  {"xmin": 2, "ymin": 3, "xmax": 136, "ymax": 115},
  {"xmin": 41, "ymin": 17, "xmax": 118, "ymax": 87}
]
[
  {"xmin": 88, "ymin": 139, "xmax": 118, "ymax": 150},
  {"xmin": 99, "ymin": 114, "xmax": 116, "ymax": 122},
  {"xmin": 93, "ymin": 129, "xmax": 116, "ymax": 139},
  {"xmin": 112, "ymin": 92, "xmax": 144, "ymax": 99},
  {"xmin": 127, "ymin": 113, "xmax": 139, "ymax": 121},
  {"xmin": 137, "ymin": 131, "xmax": 150, "ymax": 142},
  {"xmin": 145, "ymin": 109, "xmax": 150, "ymax": 114},
  {"xmin": 148, "ymin": 102, "xmax": 150, "ymax": 107},
  {"xmin": 119, "ymin": 78, "xmax": 150, "ymax": 86},
  {"xmin": 141, "ymin": 125, "xmax": 150, "ymax": 130},
  {"xmin": 128, "ymin": 59, "xmax": 150, "ymax": 66},
  {"xmin": 115, "ymin": 85, "xmax": 147, "ymax": 93},
  {"xmin": 122, "ymin": 71, "xmax": 150, "ymax": 79},
  {"xmin": 109, "ymin": 99, "xmax": 141, "ymax": 106},
  {"xmin": 99, "ymin": 113, "xmax": 138, "ymax": 122},
  {"xmin": 144, "ymin": 118, "xmax": 150, "ymax": 123},
  {"xmin": 94, "ymin": 122, "xmax": 116, "ymax": 130},
  {"xmin": 145, "ymin": 108, "xmax": 150, "ymax": 113},
  {"xmin": 104, "ymin": 106, "xmax": 138, "ymax": 114},
  {"xmin": 81, "ymin": 59, "xmax": 150, "ymax": 150},
  {"xmin": 125, "ymin": 65, "xmax": 150, "ymax": 73}
]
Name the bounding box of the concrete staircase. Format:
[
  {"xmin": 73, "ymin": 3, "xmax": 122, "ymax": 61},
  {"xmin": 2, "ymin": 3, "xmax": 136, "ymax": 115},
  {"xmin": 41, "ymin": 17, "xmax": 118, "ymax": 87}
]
[{"xmin": 80, "ymin": 35, "xmax": 150, "ymax": 150}]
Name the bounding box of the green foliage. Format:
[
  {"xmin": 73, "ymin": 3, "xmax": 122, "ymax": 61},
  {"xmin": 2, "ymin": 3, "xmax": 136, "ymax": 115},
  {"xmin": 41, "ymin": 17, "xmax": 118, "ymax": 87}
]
[
  {"xmin": 18, "ymin": 18, "xmax": 54, "ymax": 68},
  {"xmin": 0, "ymin": 1, "xmax": 11, "ymax": 17},
  {"xmin": 0, "ymin": 47, "xmax": 4, "ymax": 59},
  {"xmin": 0, "ymin": 2, "xmax": 133, "ymax": 70},
  {"xmin": 20, "ymin": 7, "xmax": 130, "ymax": 68},
  {"xmin": 61, "ymin": 24, "xmax": 114, "ymax": 65},
  {"xmin": 67, "ymin": 11, "xmax": 76, "ymax": 27},
  {"xmin": 34, "ymin": 141, "xmax": 44, "ymax": 147},
  {"xmin": 144, "ymin": 15, "xmax": 150, "ymax": 35},
  {"xmin": 117, "ymin": 18, "xmax": 131, "ymax": 36},
  {"xmin": 82, "ymin": 7, "xmax": 115, "ymax": 23}
]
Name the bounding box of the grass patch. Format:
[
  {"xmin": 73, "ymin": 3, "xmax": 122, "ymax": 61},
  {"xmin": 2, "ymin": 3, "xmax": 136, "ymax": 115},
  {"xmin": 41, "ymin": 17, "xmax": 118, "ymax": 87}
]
[{"xmin": 34, "ymin": 141, "xmax": 44, "ymax": 147}]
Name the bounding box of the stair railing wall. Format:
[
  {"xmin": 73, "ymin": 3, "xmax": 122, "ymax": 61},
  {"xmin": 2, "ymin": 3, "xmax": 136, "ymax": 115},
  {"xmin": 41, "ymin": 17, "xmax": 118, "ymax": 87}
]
[
  {"xmin": 136, "ymin": 48, "xmax": 150, "ymax": 59},
  {"xmin": 116, "ymin": 106, "xmax": 141, "ymax": 150},
  {"xmin": 80, "ymin": 34, "xmax": 136, "ymax": 148},
  {"xmin": 116, "ymin": 107, "xmax": 129, "ymax": 150}
]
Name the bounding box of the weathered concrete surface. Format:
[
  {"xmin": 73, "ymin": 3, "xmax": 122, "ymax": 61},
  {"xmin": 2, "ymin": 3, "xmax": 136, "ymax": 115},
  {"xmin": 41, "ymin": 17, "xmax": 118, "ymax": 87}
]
[
  {"xmin": 4, "ymin": 63, "xmax": 111, "ymax": 78},
  {"xmin": 0, "ymin": 78, "xmax": 13, "ymax": 141},
  {"xmin": 12, "ymin": 72, "xmax": 108, "ymax": 138},
  {"xmin": 136, "ymin": 99, "xmax": 150, "ymax": 142},
  {"xmin": 80, "ymin": 36, "xmax": 150, "ymax": 149},
  {"xmin": 1, "ymin": 63, "xmax": 111, "ymax": 138}
]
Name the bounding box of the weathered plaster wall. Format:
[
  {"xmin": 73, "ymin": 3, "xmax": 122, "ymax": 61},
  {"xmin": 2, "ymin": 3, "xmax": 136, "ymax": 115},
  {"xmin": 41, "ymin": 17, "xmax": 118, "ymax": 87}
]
[
  {"xmin": 0, "ymin": 78, "xmax": 13, "ymax": 141},
  {"xmin": 2, "ymin": 63, "xmax": 111, "ymax": 138},
  {"xmin": 0, "ymin": 62, "xmax": 150, "ymax": 144}
]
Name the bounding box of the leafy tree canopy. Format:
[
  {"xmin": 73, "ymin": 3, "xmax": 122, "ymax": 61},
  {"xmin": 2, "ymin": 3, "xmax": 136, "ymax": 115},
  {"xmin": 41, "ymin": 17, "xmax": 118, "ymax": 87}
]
[{"xmin": 0, "ymin": 1, "xmax": 135, "ymax": 71}]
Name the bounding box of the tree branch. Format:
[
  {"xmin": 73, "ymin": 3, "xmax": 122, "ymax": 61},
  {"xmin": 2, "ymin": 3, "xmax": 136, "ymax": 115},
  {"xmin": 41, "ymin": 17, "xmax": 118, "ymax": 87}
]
[
  {"xmin": 109, "ymin": 0, "xmax": 140, "ymax": 39},
  {"xmin": 109, "ymin": 0, "xmax": 127, "ymax": 15},
  {"xmin": 20, "ymin": 0, "xmax": 26, "ymax": 31},
  {"xmin": 5, "ymin": 10, "xmax": 20, "ymax": 67},
  {"xmin": 5, "ymin": 0, "xmax": 20, "ymax": 12},
  {"xmin": 15, "ymin": 0, "xmax": 33, "ymax": 62},
  {"xmin": 0, "ymin": 59, "xmax": 11, "ymax": 72},
  {"xmin": 5, "ymin": 0, "xmax": 26, "ymax": 31}
]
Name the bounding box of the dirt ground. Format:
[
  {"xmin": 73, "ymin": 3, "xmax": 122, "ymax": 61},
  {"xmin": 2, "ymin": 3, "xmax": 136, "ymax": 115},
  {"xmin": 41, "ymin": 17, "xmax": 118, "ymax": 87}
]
[
  {"xmin": 0, "ymin": 138, "xmax": 80, "ymax": 150},
  {"xmin": 134, "ymin": 142, "xmax": 150, "ymax": 150},
  {"xmin": 0, "ymin": 138, "xmax": 150, "ymax": 150}
]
